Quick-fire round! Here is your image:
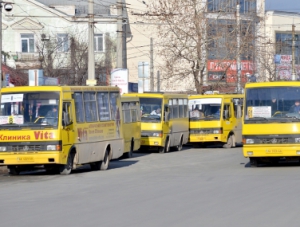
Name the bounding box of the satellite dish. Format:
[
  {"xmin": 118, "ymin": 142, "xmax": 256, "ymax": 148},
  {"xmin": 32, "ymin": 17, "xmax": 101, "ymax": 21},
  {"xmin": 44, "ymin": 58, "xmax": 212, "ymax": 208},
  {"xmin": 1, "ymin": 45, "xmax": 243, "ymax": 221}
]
[{"xmin": 4, "ymin": 4, "xmax": 13, "ymax": 12}]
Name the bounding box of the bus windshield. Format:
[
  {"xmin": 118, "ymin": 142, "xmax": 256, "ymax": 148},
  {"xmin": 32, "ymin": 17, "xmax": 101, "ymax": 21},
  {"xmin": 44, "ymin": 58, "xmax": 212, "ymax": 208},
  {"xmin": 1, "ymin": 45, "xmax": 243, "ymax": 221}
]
[
  {"xmin": 140, "ymin": 98, "xmax": 162, "ymax": 122},
  {"xmin": 245, "ymin": 87, "xmax": 300, "ymax": 123},
  {"xmin": 0, "ymin": 92, "xmax": 60, "ymax": 128},
  {"xmin": 188, "ymin": 98, "xmax": 221, "ymax": 121}
]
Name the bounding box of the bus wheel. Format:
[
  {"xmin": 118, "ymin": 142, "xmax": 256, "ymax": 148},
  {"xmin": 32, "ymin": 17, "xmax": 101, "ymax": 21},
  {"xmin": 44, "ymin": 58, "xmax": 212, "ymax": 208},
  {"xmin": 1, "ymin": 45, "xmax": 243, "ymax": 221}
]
[
  {"xmin": 249, "ymin": 157, "xmax": 259, "ymax": 167},
  {"xmin": 124, "ymin": 140, "xmax": 134, "ymax": 159},
  {"xmin": 159, "ymin": 138, "xmax": 170, "ymax": 154},
  {"xmin": 100, "ymin": 150, "xmax": 110, "ymax": 170},
  {"xmin": 8, "ymin": 166, "xmax": 20, "ymax": 175},
  {"xmin": 173, "ymin": 137, "xmax": 183, "ymax": 151},
  {"xmin": 223, "ymin": 135, "xmax": 233, "ymax": 148},
  {"xmin": 59, "ymin": 152, "xmax": 74, "ymax": 175}
]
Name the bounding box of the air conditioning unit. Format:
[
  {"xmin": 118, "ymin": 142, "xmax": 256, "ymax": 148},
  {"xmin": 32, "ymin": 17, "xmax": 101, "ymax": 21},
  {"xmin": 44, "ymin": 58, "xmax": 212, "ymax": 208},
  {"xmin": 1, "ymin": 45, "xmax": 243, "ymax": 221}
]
[{"xmin": 41, "ymin": 33, "xmax": 50, "ymax": 41}]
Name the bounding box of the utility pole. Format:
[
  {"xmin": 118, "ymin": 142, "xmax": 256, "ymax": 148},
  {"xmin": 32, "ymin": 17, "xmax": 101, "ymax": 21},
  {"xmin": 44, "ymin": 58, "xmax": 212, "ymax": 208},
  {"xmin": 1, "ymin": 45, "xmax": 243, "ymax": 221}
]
[
  {"xmin": 0, "ymin": 3, "xmax": 2, "ymax": 89},
  {"xmin": 117, "ymin": 0, "xmax": 123, "ymax": 68},
  {"xmin": 157, "ymin": 70, "xmax": 160, "ymax": 92},
  {"xmin": 236, "ymin": 3, "xmax": 241, "ymax": 93},
  {"xmin": 86, "ymin": 0, "xmax": 96, "ymax": 86},
  {"xmin": 292, "ymin": 24, "xmax": 296, "ymax": 81},
  {"xmin": 150, "ymin": 38, "xmax": 154, "ymax": 91}
]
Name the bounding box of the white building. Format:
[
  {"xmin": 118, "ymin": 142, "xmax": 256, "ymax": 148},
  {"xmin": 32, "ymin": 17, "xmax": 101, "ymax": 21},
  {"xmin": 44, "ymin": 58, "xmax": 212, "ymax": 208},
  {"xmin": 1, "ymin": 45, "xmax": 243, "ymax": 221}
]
[
  {"xmin": 264, "ymin": 11, "xmax": 300, "ymax": 80},
  {"xmin": 2, "ymin": 0, "xmax": 122, "ymax": 85}
]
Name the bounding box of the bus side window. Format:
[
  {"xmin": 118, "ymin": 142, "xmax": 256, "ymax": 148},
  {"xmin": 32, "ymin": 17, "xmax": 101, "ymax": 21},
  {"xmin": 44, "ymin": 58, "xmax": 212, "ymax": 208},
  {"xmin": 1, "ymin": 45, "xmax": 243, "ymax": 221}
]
[{"xmin": 62, "ymin": 102, "xmax": 72, "ymax": 126}]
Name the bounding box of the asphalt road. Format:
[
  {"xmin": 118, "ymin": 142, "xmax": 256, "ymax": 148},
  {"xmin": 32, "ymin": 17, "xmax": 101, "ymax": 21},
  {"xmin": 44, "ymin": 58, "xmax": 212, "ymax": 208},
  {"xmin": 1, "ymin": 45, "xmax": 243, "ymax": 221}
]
[{"xmin": 1, "ymin": 146, "xmax": 300, "ymax": 227}]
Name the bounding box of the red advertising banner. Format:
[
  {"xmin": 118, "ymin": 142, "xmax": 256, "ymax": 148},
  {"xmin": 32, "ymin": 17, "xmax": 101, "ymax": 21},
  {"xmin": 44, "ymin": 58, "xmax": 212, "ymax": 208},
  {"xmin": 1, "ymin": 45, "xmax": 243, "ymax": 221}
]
[{"xmin": 207, "ymin": 60, "xmax": 254, "ymax": 83}]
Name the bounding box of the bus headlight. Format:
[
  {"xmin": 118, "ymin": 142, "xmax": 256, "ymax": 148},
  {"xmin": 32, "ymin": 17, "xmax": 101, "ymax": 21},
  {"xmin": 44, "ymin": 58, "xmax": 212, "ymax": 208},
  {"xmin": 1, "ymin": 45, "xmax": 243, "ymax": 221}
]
[
  {"xmin": 246, "ymin": 139, "xmax": 255, "ymax": 144},
  {"xmin": 0, "ymin": 146, "xmax": 6, "ymax": 151},
  {"xmin": 47, "ymin": 145, "xmax": 56, "ymax": 151},
  {"xmin": 213, "ymin": 129, "xmax": 222, "ymax": 134},
  {"xmin": 153, "ymin": 132, "xmax": 162, "ymax": 137}
]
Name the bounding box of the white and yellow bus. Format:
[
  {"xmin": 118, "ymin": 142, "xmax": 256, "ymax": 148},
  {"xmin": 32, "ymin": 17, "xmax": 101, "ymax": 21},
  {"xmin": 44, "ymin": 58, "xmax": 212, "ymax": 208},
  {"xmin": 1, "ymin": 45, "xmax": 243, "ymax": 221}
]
[
  {"xmin": 243, "ymin": 81, "xmax": 300, "ymax": 166},
  {"xmin": 121, "ymin": 95, "xmax": 141, "ymax": 158},
  {"xmin": 0, "ymin": 86, "xmax": 124, "ymax": 175},
  {"xmin": 189, "ymin": 94, "xmax": 244, "ymax": 148},
  {"xmin": 123, "ymin": 93, "xmax": 189, "ymax": 153}
]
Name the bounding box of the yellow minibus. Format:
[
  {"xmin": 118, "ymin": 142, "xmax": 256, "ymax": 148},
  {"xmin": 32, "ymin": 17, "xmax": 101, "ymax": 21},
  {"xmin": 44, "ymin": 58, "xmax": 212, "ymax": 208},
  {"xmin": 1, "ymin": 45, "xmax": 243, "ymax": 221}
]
[
  {"xmin": 243, "ymin": 81, "xmax": 300, "ymax": 166},
  {"xmin": 123, "ymin": 93, "xmax": 189, "ymax": 153},
  {"xmin": 121, "ymin": 95, "xmax": 141, "ymax": 158},
  {"xmin": 0, "ymin": 86, "xmax": 124, "ymax": 174},
  {"xmin": 189, "ymin": 94, "xmax": 244, "ymax": 148}
]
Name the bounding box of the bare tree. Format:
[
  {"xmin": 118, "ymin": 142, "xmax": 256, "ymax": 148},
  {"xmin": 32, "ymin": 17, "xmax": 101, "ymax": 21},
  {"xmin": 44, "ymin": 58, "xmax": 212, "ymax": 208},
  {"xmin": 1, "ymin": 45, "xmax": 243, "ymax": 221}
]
[
  {"xmin": 139, "ymin": 0, "xmax": 259, "ymax": 93},
  {"xmin": 36, "ymin": 31, "xmax": 116, "ymax": 86}
]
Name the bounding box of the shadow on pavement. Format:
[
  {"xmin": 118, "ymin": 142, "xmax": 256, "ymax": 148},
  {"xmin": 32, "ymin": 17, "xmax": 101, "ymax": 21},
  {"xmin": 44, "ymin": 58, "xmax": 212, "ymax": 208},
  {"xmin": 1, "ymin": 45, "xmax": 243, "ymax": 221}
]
[{"xmin": 244, "ymin": 161, "xmax": 300, "ymax": 168}]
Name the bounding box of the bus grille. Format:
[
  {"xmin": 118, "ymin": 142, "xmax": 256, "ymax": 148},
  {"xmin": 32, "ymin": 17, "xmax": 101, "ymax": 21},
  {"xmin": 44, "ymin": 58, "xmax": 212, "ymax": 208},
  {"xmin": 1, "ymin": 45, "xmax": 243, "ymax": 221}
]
[
  {"xmin": 259, "ymin": 138, "xmax": 289, "ymax": 144},
  {"xmin": 12, "ymin": 145, "xmax": 42, "ymax": 152}
]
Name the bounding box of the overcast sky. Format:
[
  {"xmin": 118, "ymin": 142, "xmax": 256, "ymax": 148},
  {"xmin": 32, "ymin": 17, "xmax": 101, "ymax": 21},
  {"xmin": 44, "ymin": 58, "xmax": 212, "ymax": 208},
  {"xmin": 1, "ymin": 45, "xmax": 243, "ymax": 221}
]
[{"xmin": 265, "ymin": 0, "xmax": 300, "ymax": 12}]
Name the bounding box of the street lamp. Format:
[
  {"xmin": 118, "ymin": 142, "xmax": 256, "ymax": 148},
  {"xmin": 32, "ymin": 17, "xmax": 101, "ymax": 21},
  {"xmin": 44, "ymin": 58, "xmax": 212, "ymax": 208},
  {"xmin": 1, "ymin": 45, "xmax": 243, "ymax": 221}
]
[{"xmin": 0, "ymin": 2, "xmax": 13, "ymax": 88}]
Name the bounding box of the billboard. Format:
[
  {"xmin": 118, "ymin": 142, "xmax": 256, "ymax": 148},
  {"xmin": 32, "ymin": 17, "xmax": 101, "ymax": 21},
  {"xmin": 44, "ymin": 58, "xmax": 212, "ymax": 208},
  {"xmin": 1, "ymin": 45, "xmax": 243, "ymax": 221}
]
[
  {"xmin": 110, "ymin": 68, "xmax": 129, "ymax": 95},
  {"xmin": 274, "ymin": 55, "xmax": 300, "ymax": 80},
  {"xmin": 207, "ymin": 60, "xmax": 254, "ymax": 83}
]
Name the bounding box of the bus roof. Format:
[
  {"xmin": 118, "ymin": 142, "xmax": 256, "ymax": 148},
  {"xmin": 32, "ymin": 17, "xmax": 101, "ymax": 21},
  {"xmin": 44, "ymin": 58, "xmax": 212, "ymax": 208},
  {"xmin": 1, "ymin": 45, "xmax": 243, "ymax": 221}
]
[
  {"xmin": 245, "ymin": 81, "xmax": 300, "ymax": 88},
  {"xmin": 123, "ymin": 92, "xmax": 188, "ymax": 99},
  {"xmin": 0, "ymin": 86, "xmax": 120, "ymax": 93},
  {"xmin": 188, "ymin": 94, "xmax": 244, "ymax": 99}
]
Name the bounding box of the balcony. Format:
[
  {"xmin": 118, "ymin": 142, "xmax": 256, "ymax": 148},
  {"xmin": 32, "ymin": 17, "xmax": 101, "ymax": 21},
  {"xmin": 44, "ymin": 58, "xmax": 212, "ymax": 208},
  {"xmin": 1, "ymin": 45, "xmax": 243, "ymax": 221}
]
[{"xmin": 11, "ymin": 52, "xmax": 41, "ymax": 62}]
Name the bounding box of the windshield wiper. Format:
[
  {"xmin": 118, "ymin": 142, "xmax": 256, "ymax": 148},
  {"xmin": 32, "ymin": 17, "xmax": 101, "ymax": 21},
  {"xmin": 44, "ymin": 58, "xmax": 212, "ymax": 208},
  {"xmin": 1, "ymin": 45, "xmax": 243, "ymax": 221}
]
[{"xmin": 246, "ymin": 117, "xmax": 269, "ymax": 122}]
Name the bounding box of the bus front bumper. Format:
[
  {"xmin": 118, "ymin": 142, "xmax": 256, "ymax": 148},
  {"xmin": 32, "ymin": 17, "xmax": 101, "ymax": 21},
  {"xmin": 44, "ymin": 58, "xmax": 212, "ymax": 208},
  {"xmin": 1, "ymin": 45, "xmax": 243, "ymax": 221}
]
[
  {"xmin": 243, "ymin": 145, "xmax": 300, "ymax": 158},
  {"xmin": 141, "ymin": 137, "xmax": 164, "ymax": 147},
  {"xmin": 189, "ymin": 134, "xmax": 223, "ymax": 143},
  {"xmin": 0, "ymin": 152, "xmax": 64, "ymax": 165}
]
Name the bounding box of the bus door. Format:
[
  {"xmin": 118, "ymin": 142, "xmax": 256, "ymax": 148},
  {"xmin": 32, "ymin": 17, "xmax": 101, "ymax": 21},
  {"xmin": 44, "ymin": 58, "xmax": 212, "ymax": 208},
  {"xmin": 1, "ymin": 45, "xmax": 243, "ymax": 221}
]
[
  {"xmin": 61, "ymin": 102, "xmax": 75, "ymax": 150},
  {"xmin": 222, "ymin": 103, "xmax": 234, "ymax": 141}
]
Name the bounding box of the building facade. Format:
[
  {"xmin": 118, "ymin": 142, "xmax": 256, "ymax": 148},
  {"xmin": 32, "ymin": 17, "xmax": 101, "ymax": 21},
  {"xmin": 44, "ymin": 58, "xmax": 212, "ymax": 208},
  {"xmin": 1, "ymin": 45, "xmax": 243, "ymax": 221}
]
[
  {"xmin": 2, "ymin": 0, "xmax": 120, "ymax": 85},
  {"xmin": 264, "ymin": 11, "xmax": 300, "ymax": 80}
]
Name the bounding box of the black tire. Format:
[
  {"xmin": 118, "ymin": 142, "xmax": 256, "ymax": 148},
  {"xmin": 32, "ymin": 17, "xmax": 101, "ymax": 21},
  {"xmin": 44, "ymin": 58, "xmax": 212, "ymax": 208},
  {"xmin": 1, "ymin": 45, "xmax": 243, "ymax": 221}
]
[
  {"xmin": 249, "ymin": 157, "xmax": 259, "ymax": 167},
  {"xmin": 8, "ymin": 166, "xmax": 20, "ymax": 175},
  {"xmin": 59, "ymin": 152, "xmax": 74, "ymax": 175},
  {"xmin": 173, "ymin": 137, "xmax": 183, "ymax": 151},
  {"xmin": 100, "ymin": 150, "xmax": 110, "ymax": 170},
  {"xmin": 159, "ymin": 137, "xmax": 170, "ymax": 153},
  {"xmin": 123, "ymin": 140, "xmax": 134, "ymax": 159},
  {"xmin": 223, "ymin": 135, "xmax": 233, "ymax": 148}
]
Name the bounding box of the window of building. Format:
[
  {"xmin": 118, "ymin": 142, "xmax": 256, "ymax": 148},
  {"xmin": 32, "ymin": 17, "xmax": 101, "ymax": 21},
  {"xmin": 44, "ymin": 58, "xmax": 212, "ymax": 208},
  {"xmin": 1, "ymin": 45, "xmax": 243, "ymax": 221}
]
[
  {"xmin": 275, "ymin": 32, "xmax": 300, "ymax": 64},
  {"xmin": 21, "ymin": 34, "xmax": 34, "ymax": 53},
  {"xmin": 57, "ymin": 34, "xmax": 69, "ymax": 52},
  {"xmin": 94, "ymin": 34, "xmax": 104, "ymax": 52}
]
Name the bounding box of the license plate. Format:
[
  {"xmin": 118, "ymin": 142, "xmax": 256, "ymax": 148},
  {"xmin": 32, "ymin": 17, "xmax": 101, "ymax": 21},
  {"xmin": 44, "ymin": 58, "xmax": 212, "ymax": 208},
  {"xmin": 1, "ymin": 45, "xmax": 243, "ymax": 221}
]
[
  {"xmin": 17, "ymin": 157, "xmax": 34, "ymax": 162},
  {"xmin": 197, "ymin": 137, "xmax": 204, "ymax": 141},
  {"xmin": 265, "ymin": 149, "xmax": 282, "ymax": 154},
  {"xmin": 141, "ymin": 140, "xmax": 145, "ymax": 145}
]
